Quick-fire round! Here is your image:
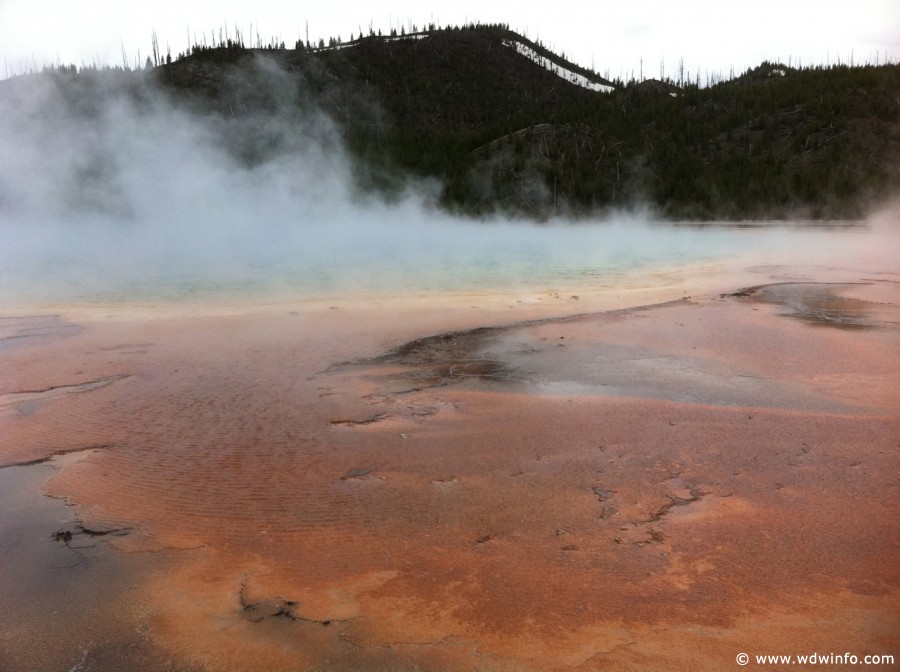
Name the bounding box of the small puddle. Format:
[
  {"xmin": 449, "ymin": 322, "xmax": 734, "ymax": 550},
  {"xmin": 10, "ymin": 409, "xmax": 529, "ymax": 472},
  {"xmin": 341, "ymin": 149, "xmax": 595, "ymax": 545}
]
[
  {"xmin": 0, "ymin": 455, "xmax": 186, "ymax": 671},
  {"xmin": 731, "ymin": 283, "xmax": 878, "ymax": 329}
]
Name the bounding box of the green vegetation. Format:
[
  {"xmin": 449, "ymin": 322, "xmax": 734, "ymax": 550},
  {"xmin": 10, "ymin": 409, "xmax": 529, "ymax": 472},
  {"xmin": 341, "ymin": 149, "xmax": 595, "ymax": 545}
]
[{"xmin": 19, "ymin": 24, "xmax": 900, "ymax": 220}]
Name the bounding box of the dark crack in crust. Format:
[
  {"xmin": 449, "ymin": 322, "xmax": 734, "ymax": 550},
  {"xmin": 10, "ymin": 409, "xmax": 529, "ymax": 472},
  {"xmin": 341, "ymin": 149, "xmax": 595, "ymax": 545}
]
[{"xmin": 237, "ymin": 577, "xmax": 349, "ymax": 627}]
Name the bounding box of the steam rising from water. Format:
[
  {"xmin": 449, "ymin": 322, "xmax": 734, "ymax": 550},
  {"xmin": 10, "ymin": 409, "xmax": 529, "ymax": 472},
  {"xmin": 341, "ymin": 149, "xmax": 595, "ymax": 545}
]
[
  {"xmin": 1, "ymin": 61, "xmax": 898, "ymax": 672},
  {"xmin": 0, "ymin": 60, "xmax": 896, "ymax": 305}
]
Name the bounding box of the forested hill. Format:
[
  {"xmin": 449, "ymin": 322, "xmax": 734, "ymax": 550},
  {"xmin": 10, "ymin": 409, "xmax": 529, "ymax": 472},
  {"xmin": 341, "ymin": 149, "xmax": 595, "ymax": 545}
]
[{"xmin": 26, "ymin": 24, "xmax": 900, "ymax": 219}]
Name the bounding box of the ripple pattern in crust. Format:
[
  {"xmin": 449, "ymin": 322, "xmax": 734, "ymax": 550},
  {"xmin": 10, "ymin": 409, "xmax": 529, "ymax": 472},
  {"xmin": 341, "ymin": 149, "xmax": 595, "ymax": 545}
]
[{"xmin": 1, "ymin": 294, "xmax": 898, "ymax": 671}]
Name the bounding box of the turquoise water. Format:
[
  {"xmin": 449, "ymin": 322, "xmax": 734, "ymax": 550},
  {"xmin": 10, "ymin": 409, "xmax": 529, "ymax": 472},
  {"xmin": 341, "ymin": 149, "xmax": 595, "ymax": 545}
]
[{"xmin": 0, "ymin": 216, "xmax": 881, "ymax": 305}]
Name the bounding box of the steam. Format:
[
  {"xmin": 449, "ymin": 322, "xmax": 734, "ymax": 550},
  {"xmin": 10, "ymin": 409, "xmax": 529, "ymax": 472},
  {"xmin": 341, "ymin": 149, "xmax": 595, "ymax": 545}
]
[
  {"xmin": 1, "ymin": 58, "xmax": 896, "ymax": 305},
  {"xmin": 1, "ymin": 61, "xmax": 356, "ymax": 293}
]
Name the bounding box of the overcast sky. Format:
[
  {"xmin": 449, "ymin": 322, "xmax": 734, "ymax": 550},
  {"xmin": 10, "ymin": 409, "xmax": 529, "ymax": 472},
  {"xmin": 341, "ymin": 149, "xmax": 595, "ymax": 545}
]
[{"xmin": 2, "ymin": 0, "xmax": 899, "ymax": 81}]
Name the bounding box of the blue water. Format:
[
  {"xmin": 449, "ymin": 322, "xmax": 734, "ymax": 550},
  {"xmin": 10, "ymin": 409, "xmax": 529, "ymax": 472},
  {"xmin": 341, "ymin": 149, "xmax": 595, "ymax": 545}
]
[{"xmin": 0, "ymin": 215, "xmax": 878, "ymax": 305}]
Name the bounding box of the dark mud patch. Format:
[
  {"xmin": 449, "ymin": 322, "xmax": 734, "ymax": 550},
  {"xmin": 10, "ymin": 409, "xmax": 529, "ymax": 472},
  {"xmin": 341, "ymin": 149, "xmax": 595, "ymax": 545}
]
[
  {"xmin": 330, "ymin": 325, "xmax": 524, "ymax": 394},
  {"xmin": 52, "ymin": 523, "xmax": 132, "ymax": 550},
  {"xmin": 383, "ymin": 359, "xmax": 521, "ymax": 393},
  {"xmin": 591, "ymin": 486, "xmax": 616, "ymax": 502},
  {"xmin": 644, "ymin": 487, "xmax": 706, "ymax": 523},
  {"xmin": 240, "ymin": 590, "xmax": 301, "ymax": 623},
  {"xmin": 726, "ymin": 282, "xmax": 885, "ymax": 329},
  {"xmin": 367, "ymin": 327, "xmax": 523, "ymax": 389},
  {"xmin": 238, "ymin": 578, "xmax": 350, "ymax": 627}
]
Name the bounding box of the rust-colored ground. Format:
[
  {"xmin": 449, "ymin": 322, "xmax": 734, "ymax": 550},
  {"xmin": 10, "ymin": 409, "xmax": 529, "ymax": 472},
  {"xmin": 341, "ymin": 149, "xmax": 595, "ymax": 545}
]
[{"xmin": 0, "ymin": 274, "xmax": 898, "ymax": 671}]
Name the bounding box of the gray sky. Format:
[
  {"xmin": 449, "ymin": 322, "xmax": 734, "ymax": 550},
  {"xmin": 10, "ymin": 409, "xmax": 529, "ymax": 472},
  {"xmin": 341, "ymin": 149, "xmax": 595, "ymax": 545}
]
[{"xmin": 2, "ymin": 0, "xmax": 899, "ymax": 81}]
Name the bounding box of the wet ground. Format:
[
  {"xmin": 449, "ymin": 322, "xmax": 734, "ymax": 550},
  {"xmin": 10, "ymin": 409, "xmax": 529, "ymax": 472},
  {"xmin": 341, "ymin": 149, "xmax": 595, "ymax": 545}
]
[
  {"xmin": 729, "ymin": 281, "xmax": 900, "ymax": 329},
  {"xmin": 0, "ymin": 271, "xmax": 898, "ymax": 671},
  {"xmin": 342, "ymin": 281, "xmax": 899, "ymax": 413}
]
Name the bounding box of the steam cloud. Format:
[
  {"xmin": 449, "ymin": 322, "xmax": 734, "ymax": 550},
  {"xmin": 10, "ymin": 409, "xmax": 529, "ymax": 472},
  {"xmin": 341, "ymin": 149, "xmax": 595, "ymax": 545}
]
[
  {"xmin": 1, "ymin": 60, "xmax": 374, "ymax": 300},
  {"xmin": 1, "ymin": 56, "xmax": 895, "ymax": 305}
]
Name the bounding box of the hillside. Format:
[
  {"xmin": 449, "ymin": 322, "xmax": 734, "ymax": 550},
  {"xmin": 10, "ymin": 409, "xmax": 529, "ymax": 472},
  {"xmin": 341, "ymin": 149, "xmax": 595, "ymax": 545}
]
[{"xmin": 18, "ymin": 24, "xmax": 900, "ymax": 220}]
